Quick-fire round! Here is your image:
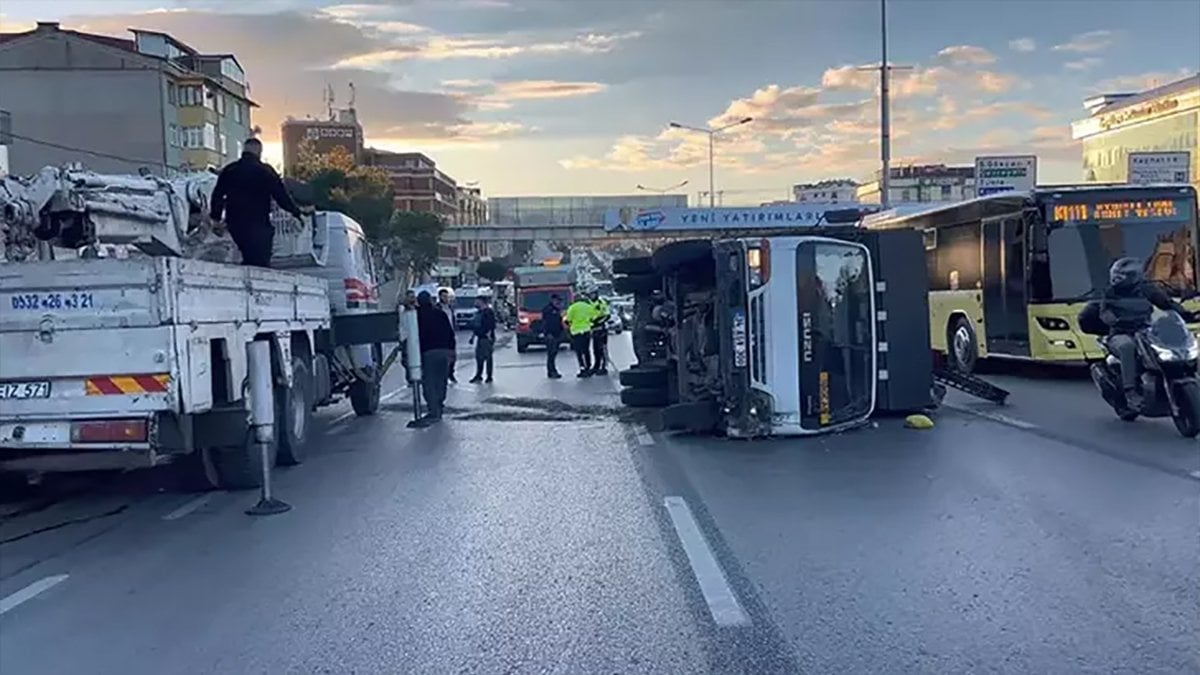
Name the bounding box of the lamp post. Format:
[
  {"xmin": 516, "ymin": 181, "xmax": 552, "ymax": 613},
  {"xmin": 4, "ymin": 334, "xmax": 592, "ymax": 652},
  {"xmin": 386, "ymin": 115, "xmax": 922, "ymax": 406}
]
[
  {"xmin": 636, "ymin": 180, "xmax": 689, "ymax": 194},
  {"xmin": 668, "ymin": 117, "xmax": 752, "ymax": 209}
]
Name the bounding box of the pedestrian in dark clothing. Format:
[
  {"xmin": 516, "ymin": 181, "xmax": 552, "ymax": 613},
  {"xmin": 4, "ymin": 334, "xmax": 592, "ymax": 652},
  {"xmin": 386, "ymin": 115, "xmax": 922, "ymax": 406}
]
[
  {"xmin": 1078, "ymin": 257, "xmax": 1196, "ymax": 409},
  {"xmin": 470, "ymin": 296, "xmax": 497, "ymax": 383},
  {"xmin": 209, "ymin": 138, "xmax": 303, "ymax": 268},
  {"xmin": 589, "ymin": 291, "xmax": 611, "ymax": 375},
  {"xmin": 541, "ymin": 294, "xmax": 566, "ymax": 379},
  {"xmin": 415, "ymin": 291, "xmax": 456, "ymax": 423}
]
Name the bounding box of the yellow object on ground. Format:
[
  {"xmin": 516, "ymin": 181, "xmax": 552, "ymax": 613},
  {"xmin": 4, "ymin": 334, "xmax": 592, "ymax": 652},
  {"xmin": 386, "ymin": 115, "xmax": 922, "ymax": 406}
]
[{"xmin": 905, "ymin": 414, "xmax": 934, "ymax": 430}]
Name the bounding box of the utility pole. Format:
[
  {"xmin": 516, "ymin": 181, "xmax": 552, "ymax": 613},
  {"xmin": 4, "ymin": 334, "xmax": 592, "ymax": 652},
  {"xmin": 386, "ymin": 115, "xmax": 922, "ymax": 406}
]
[{"xmin": 858, "ymin": 0, "xmax": 910, "ymax": 209}]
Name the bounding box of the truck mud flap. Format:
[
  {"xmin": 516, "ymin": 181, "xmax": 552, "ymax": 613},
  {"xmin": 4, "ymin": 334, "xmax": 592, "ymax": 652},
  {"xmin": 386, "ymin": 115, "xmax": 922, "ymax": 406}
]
[{"xmin": 933, "ymin": 367, "xmax": 1010, "ymax": 405}]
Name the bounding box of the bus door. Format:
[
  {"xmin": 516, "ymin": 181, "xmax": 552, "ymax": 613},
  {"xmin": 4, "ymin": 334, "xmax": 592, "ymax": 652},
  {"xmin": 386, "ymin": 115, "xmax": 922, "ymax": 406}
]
[{"xmin": 981, "ymin": 216, "xmax": 1030, "ymax": 355}]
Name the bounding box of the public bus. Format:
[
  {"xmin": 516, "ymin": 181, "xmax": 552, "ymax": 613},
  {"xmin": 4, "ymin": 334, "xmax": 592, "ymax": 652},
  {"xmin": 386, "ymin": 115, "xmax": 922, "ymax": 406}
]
[{"xmin": 864, "ymin": 183, "xmax": 1199, "ymax": 372}]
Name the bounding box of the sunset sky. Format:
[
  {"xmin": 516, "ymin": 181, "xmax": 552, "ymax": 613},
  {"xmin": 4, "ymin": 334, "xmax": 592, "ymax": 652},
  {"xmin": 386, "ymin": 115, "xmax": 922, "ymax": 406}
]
[{"xmin": 2, "ymin": 0, "xmax": 1198, "ymax": 202}]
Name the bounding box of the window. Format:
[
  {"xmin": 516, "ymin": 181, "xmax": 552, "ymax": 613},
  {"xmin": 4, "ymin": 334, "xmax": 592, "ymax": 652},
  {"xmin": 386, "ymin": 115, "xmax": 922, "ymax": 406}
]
[
  {"xmin": 219, "ymin": 131, "xmax": 227, "ymax": 156},
  {"xmin": 232, "ymin": 101, "xmax": 243, "ymax": 124},
  {"xmin": 941, "ymin": 185, "xmax": 952, "ymax": 199},
  {"xmin": 167, "ymin": 82, "xmax": 178, "ymax": 105},
  {"xmin": 203, "ymin": 123, "xmax": 217, "ymax": 150},
  {"xmin": 216, "ymin": 93, "xmax": 225, "ymax": 116},
  {"xmin": 931, "ymin": 222, "xmax": 982, "ymax": 291},
  {"xmin": 181, "ymin": 126, "xmax": 204, "ymax": 148},
  {"xmin": 178, "ymin": 85, "xmax": 204, "ymax": 107},
  {"xmin": 168, "ymin": 124, "xmax": 181, "ymax": 148},
  {"xmin": 204, "ymin": 87, "xmax": 216, "ymax": 111}
]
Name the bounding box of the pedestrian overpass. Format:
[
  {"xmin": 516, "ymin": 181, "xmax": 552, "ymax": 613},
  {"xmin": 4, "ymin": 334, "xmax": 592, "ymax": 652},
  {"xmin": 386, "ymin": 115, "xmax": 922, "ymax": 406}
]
[{"xmin": 439, "ymin": 223, "xmax": 654, "ymax": 243}]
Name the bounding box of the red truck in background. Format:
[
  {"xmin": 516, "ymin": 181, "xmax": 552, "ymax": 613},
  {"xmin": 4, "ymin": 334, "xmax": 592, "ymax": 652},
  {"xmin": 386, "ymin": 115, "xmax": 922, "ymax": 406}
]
[{"xmin": 513, "ymin": 263, "xmax": 577, "ymax": 353}]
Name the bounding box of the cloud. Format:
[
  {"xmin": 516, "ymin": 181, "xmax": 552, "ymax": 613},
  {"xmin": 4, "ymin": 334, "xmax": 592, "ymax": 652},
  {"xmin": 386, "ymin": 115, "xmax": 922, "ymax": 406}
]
[
  {"xmin": 1090, "ymin": 69, "xmax": 1197, "ymax": 92},
  {"xmin": 1064, "ymin": 57, "xmax": 1103, "ymax": 72},
  {"xmin": 330, "ymin": 31, "xmax": 641, "ymax": 68},
  {"xmin": 442, "ymin": 79, "xmax": 607, "ymax": 109},
  {"xmin": 935, "ymin": 45, "xmax": 996, "ymax": 66},
  {"xmin": 1008, "ymin": 37, "xmax": 1036, "ymax": 53},
  {"xmin": 1052, "ymin": 30, "xmax": 1116, "ymax": 53},
  {"xmin": 0, "ymin": 13, "xmax": 36, "ymax": 31},
  {"xmin": 67, "ymin": 9, "xmax": 524, "ymax": 145}
]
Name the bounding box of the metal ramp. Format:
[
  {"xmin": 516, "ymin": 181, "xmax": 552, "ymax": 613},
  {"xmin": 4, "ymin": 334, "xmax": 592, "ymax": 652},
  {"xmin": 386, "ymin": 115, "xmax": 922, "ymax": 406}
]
[{"xmin": 932, "ymin": 367, "xmax": 1010, "ymax": 405}]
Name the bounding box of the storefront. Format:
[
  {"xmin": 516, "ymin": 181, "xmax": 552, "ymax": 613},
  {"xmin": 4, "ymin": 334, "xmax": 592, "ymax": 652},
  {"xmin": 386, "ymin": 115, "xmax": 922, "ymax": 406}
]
[{"xmin": 1071, "ymin": 74, "xmax": 1199, "ymax": 188}]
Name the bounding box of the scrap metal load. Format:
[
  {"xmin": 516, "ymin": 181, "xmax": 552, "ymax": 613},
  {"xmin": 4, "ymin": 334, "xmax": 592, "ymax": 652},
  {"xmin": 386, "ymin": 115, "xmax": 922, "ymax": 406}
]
[{"xmin": 0, "ymin": 165, "xmax": 320, "ymax": 265}]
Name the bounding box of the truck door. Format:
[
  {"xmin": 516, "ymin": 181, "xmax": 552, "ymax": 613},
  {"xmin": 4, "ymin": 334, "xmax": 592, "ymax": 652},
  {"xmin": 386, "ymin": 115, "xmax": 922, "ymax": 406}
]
[{"xmin": 795, "ymin": 239, "xmax": 876, "ymax": 431}]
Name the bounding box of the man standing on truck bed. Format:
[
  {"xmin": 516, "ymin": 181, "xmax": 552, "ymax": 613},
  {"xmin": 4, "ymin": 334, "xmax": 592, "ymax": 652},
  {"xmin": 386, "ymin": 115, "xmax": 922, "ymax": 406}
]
[{"xmin": 209, "ymin": 137, "xmax": 303, "ymax": 268}]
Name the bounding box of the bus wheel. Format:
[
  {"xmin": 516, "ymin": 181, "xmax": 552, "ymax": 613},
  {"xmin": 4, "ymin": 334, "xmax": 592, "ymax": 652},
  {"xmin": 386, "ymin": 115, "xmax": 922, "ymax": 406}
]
[{"xmin": 948, "ymin": 316, "xmax": 978, "ymax": 373}]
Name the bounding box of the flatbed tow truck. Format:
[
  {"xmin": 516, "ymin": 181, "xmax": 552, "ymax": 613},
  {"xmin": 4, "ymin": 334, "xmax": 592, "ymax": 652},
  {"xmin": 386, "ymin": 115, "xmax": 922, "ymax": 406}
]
[
  {"xmin": 0, "ymin": 165, "xmax": 399, "ymax": 489},
  {"xmin": 605, "ymin": 203, "xmax": 1007, "ymax": 438}
]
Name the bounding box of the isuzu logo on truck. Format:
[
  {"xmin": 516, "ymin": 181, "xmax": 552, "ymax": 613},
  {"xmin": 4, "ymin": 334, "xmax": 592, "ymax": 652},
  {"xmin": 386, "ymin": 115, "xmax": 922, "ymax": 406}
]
[{"xmin": 801, "ymin": 311, "xmax": 814, "ymax": 362}]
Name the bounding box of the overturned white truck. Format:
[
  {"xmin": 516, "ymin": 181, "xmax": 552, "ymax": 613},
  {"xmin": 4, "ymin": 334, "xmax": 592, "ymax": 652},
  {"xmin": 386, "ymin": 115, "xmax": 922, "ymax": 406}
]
[
  {"xmin": 608, "ymin": 203, "xmax": 949, "ymax": 438},
  {"xmin": 0, "ymin": 165, "xmax": 398, "ymax": 489}
]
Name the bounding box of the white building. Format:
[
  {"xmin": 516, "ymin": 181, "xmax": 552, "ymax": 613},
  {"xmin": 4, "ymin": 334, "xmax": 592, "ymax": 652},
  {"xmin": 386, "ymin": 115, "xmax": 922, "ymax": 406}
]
[
  {"xmin": 793, "ymin": 179, "xmax": 859, "ymax": 203},
  {"xmin": 855, "ymin": 164, "xmax": 975, "ymax": 205}
]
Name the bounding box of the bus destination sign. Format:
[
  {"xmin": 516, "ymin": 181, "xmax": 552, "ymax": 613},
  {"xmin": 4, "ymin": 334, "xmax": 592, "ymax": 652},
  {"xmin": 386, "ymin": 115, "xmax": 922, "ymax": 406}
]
[{"xmin": 1050, "ymin": 198, "xmax": 1186, "ymax": 223}]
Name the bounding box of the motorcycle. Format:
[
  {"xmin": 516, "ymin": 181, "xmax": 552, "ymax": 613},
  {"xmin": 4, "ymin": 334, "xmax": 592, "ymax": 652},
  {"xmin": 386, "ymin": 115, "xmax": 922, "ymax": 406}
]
[{"xmin": 1090, "ymin": 310, "xmax": 1200, "ymax": 437}]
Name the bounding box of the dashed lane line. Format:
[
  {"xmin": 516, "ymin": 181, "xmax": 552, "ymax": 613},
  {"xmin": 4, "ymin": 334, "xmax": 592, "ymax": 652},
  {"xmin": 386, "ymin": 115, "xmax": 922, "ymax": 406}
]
[
  {"xmin": 663, "ymin": 496, "xmax": 751, "ymax": 627},
  {"xmin": 162, "ymin": 494, "xmax": 215, "ymax": 521},
  {"xmin": 944, "ymin": 403, "xmax": 1039, "ymax": 430},
  {"xmin": 0, "ymin": 575, "xmax": 69, "ymax": 616}
]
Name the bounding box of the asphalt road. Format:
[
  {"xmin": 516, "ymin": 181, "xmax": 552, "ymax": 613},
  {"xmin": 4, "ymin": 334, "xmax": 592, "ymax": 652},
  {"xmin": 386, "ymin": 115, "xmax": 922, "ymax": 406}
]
[{"xmin": 1, "ymin": 332, "xmax": 1197, "ymax": 674}]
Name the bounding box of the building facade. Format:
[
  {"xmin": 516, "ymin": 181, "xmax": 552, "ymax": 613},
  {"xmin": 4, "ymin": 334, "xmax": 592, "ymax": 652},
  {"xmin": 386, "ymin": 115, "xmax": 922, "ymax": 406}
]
[
  {"xmin": 856, "ymin": 164, "xmax": 975, "ymax": 205},
  {"xmin": 488, "ymin": 194, "xmax": 689, "ymax": 227},
  {"xmin": 363, "ymin": 149, "xmax": 459, "ymax": 222},
  {"xmin": 0, "ymin": 22, "xmax": 254, "ymax": 175},
  {"xmin": 793, "ymin": 179, "xmax": 859, "ymax": 203},
  {"xmin": 456, "ymin": 186, "xmax": 487, "ymax": 226},
  {"xmin": 1071, "ymin": 74, "xmax": 1199, "ymax": 189},
  {"xmin": 281, "ymin": 109, "xmax": 364, "ymax": 176}
]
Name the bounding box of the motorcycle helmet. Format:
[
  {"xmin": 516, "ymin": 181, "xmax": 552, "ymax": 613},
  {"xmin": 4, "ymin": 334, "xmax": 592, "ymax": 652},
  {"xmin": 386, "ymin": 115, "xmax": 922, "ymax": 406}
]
[{"xmin": 1108, "ymin": 257, "xmax": 1144, "ymax": 290}]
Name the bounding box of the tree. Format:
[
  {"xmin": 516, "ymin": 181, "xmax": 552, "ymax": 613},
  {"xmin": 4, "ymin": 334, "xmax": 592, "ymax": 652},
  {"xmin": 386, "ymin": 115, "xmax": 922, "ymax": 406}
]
[
  {"xmin": 475, "ymin": 260, "xmax": 507, "ymax": 282},
  {"xmin": 288, "ymin": 143, "xmax": 394, "ymax": 242},
  {"xmin": 384, "ymin": 211, "xmax": 445, "ymax": 282}
]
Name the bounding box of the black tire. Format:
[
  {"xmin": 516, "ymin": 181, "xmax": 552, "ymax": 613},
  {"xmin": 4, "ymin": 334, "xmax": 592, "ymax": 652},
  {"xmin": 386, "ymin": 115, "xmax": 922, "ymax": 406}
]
[
  {"xmin": 349, "ymin": 344, "xmax": 383, "ymax": 416},
  {"xmin": 613, "ymin": 256, "xmax": 654, "ymax": 275},
  {"xmin": 652, "ymin": 239, "xmax": 713, "ymax": 274},
  {"xmin": 277, "ymin": 355, "xmax": 313, "ymax": 466},
  {"xmin": 177, "ymin": 446, "xmax": 221, "ymax": 492},
  {"xmin": 620, "ymin": 386, "xmax": 669, "ymax": 408},
  {"xmin": 614, "ymin": 273, "xmax": 662, "ymax": 296},
  {"xmin": 214, "ymin": 425, "xmax": 278, "ymax": 491},
  {"xmin": 1171, "ymin": 380, "xmax": 1200, "ymax": 438},
  {"xmin": 946, "ymin": 315, "xmax": 979, "ymax": 374},
  {"xmin": 619, "ymin": 365, "xmax": 668, "ymax": 388}
]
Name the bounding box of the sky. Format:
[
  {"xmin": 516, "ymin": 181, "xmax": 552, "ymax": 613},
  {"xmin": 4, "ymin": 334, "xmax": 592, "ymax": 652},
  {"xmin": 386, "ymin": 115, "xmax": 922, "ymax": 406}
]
[{"xmin": 2, "ymin": 0, "xmax": 1198, "ymax": 202}]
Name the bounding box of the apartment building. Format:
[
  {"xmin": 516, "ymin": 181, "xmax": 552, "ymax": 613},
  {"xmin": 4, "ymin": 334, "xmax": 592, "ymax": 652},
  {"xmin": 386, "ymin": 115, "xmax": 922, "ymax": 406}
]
[{"xmin": 363, "ymin": 149, "xmax": 459, "ymax": 221}]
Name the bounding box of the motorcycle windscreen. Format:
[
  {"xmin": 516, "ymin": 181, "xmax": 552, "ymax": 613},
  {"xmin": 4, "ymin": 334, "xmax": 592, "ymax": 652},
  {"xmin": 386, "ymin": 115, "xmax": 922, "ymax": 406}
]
[{"xmin": 795, "ymin": 240, "xmax": 876, "ymax": 430}]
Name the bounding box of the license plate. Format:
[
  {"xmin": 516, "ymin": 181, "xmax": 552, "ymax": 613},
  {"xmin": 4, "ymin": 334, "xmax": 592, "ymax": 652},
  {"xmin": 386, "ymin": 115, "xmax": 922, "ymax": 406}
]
[
  {"xmin": 0, "ymin": 381, "xmax": 52, "ymax": 400},
  {"xmin": 732, "ymin": 310, "xmax": 748, "ymax": 368}
]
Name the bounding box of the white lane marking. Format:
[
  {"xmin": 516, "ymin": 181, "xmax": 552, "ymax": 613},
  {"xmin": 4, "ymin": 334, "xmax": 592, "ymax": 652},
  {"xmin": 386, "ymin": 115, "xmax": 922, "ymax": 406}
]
[
  {"xmin": 662, "ymin": 496, "xmax": 750, "ymax": 627},
  {"xmin": 162, "ymin": 494, "xmax": 214, "ymax": 521},
  {"xmin": 381, "ymin": 387, "xmax": 405, "ymax": 403},
  {"xmin": 944, "ymin": 403, "xmax": 1038, "ymax": 430},
  {"xmin": 1189, "ymin": 470, "xmax": 1200, "ymax": 481},
  {"xmin": 635, "ymin": 427, "xmax": 655, "ymax": 446},
  {"xmin": 330, "ymin": 410, "xmax": 355, "ymax": 426},
  {"xmin": 0, "ymin": 575, "xmax": 69, "ymax": 616}
]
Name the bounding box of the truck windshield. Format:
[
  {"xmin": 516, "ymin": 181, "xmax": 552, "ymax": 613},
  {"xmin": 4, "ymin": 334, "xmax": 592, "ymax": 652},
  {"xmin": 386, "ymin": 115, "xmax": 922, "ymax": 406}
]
[
  {"xmin": 518, "ymin": 290, "xmax": 567, "ymax": 311},
  {"xmin": 1042, "ymin": 193, "xmax": 1197, "ymax": 300},
  {"xmin": 795, "ymin": 241, "xmax": 874, "ymax": 428}
]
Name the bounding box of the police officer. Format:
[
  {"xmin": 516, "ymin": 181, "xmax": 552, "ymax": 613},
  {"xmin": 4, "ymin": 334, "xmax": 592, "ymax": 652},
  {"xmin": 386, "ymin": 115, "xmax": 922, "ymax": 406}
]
[
  {"xmin": 589, "ymin": 290, "xmax": 611, "ymax": 375},
  {"xmin": 565, "ymin": 291, "xmax": 596, "ymax": 378},
  {"xmin": 209, "ymin": 138, "xmax": 303, "ymax": 268}
]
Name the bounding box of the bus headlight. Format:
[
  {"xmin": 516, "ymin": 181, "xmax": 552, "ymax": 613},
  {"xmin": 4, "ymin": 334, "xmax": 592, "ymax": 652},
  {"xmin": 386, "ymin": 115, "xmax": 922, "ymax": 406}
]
[{"xmin": 1036, "ymin": 316, "xmax": 1070, "ymax": 331}]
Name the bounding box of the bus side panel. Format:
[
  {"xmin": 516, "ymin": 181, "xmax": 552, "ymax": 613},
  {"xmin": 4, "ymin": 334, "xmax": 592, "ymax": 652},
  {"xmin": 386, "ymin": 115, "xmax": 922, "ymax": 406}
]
[
  {"xmin": 928, "ymin": 290, "xmax": 987, "ymax": 357},
  {"xmin": 1027, "ymin": 302, "xmax": 1104, "ymax": 361}
]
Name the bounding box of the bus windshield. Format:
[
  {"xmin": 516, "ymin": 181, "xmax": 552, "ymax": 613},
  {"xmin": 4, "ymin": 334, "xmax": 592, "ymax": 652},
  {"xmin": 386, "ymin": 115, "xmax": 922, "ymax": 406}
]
[{"xmin": 1042, "ymin": 191, "xmax": 1198, "ymax": 301}]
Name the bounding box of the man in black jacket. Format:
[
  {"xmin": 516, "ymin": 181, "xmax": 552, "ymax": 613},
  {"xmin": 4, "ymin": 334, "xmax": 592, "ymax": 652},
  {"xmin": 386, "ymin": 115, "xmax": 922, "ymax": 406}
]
[
  {"xmin": 469, "ymin": 296, "xmax": 497, "ymax": 383},
  {"xmin": 541, "ymin": 294, "xmax": 565, "ymax": 379},
  {"xmin": 415, "ymin": 291, "xmax": 456, "ymax": 423},
  {"xmin": 209, "ymin": 138, "xmax": 303, "ymax": 268},
  {"xmin": 1078, "ymin": 257, "xmax": 1196, "ymax": 408}
]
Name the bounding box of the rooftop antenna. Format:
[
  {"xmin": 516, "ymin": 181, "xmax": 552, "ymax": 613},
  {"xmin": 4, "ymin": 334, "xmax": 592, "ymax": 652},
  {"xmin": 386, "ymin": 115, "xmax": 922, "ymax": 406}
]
[
  {"xmin": 348, "ymin": 82, "xmax": 357, "ymax": 109},
  {"xmin": 324, "ymin": 83, "xmax": 335, "ymax": 121}
]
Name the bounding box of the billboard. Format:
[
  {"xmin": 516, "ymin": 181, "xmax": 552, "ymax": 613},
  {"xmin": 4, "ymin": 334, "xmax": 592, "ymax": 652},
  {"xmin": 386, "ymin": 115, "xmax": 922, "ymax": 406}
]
[
  {"xmin": 603, "ymin": 203, "xmax": 873, "ymax": 232},
  {"xmin": 975, "ymin": 155, "xmax": 1037, "ymax": 196},
  {"xmin": 281, "ymin": 120, "xmax": 362, "ymax": 175},
  {"xmin": 1128, "ymin": 151, "xmax": 1191, "ymax": 185}
]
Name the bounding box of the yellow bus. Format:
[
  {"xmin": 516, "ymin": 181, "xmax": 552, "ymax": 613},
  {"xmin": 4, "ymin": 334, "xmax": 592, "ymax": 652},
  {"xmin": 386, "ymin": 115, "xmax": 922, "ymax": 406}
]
[{"xmin": 864, "ymin": 184, "xmax": 1199, "ymax": 372}]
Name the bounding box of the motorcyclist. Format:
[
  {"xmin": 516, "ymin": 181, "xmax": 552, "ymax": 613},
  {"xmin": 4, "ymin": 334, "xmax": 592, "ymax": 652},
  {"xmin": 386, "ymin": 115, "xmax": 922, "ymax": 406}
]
[{"xmin": 1078, "ymin": 257, "xmax": 1197, "ymax": 409}]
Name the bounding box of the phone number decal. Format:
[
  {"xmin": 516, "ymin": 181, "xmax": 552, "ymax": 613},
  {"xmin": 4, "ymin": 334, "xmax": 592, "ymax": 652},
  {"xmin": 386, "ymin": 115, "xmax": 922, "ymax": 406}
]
[{"xmin": 9, "ymin": 292, "xmax": 95, "ymax": 311}]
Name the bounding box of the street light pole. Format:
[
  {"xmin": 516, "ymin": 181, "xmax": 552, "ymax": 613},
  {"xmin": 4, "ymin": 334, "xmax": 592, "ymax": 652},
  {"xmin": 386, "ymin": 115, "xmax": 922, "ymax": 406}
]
[
  {"xmin": 879, "ymin": 0, "xmax": 891, "ymax": 209},
  {"xmin": 669, "ymin": 117, "xmax": 752, "ymax": 211}
]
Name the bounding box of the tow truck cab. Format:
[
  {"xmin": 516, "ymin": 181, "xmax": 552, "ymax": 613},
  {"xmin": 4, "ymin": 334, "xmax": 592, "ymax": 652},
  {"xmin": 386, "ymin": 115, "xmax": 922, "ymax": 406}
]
[{"xmin": 617, "ymin": 227, "xmax": 934, "ymax": 438}]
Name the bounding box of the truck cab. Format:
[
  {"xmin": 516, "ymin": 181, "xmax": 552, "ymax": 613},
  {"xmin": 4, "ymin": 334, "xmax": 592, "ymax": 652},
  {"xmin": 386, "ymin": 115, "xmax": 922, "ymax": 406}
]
[{"xmin": 512, "ymin": 264, "xmax": 576, "ymax": 353}]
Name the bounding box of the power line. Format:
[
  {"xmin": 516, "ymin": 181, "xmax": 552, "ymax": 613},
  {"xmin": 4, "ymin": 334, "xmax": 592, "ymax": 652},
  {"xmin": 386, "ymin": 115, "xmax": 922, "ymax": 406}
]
[{"xmin": 6, "ymin": 131, "xmax": 185, "ymax": 171}]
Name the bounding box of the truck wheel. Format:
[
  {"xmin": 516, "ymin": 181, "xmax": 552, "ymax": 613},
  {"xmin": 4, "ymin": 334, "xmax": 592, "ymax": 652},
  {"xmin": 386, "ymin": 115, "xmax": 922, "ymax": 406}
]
[
  {"xmin": 177, "ymin": 447, "xmax": 221, "ymax": 492},
  {"xmin": 614, "ymin": 273, "xmax": 662, "ymax": 296},
  {"xmin": 350, "ymin": 344, "xmax": 384, "ymax": 416},
  {"xmin": 620, "ymin": 386, "xmax": 669, "ymax": 408},
  {"xmin": 652, "ymin": 240, "xmax": 713, "ymax": 274},
  {"xmin": 214, "ymin": 424, "xmax": 278, "ymax": 491},
  {"xmin": 277, "ymin": 355, "xmax": 313, "ymax": 466},
  {"xmin": 619, "ymin": 365, "xmax": 668, "ymax": 388},
  {"xmin": 1171, "ymin": 380, "xmax": 1200, "ymax": 438},
  {"xmin": 613, "ymin": 256, "xmax": 654, "ymax": 275},
  {"xmin": 947, "ymin": 316, "xmax": 979, "ymax": 374}
]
